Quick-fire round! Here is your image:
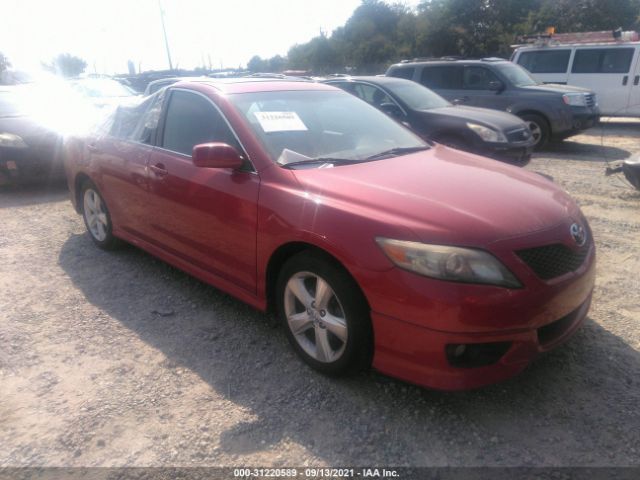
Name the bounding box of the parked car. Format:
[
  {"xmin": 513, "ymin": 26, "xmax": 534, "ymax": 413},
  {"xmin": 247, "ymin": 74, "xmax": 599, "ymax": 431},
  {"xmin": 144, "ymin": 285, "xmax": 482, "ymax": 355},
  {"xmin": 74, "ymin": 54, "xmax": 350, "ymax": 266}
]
[
  {"xmin": 512, "ymin": 40, "xmax": 640, "ymax": 116},
  {"xmin": 68, "ymin": 78, "xmax": 138, "ymax": 108},
  {"xmin": 386, "ymin": 58, "xmax": 600, "ymax": 148},
  {"xmin": 64, "ymin": 79, "xmax": 595, "ymax": 391},
  {"xmin": 0, "ymin": 85, "xmax": 65, "ymax": 185},
  {"xmin": 324, "ymin": 76, "xmax": 534, "ymax": 166}
]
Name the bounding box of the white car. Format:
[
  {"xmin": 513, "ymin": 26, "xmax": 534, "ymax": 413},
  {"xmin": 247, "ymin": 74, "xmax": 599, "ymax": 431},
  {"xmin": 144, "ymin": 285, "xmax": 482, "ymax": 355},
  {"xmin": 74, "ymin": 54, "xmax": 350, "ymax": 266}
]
[{"xmin": 512, "ymin": 41, "xmax": 640, "ymax": 116}]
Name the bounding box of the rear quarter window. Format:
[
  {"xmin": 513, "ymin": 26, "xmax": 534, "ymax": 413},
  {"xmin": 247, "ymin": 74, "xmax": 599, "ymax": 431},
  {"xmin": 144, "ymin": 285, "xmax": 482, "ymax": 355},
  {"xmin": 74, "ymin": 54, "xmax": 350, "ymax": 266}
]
[{"xmin": 517, "ymin": 50, "xmax": 571, "ymax": 73}]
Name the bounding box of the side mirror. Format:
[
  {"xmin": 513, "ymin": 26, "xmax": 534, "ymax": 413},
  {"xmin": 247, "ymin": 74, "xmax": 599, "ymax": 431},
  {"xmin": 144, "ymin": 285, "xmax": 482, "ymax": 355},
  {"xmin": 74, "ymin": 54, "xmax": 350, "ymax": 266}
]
[
  {"xmin": 379, "ymin": 102, "xmax": 403, "ymax": 118},
  {"xmin": 192, "ymin": 142, "xmax": 244, "ymax": 169},
  {"xmin": 488, "ymin": 80, "xmax": 505, "ymax": 93}
]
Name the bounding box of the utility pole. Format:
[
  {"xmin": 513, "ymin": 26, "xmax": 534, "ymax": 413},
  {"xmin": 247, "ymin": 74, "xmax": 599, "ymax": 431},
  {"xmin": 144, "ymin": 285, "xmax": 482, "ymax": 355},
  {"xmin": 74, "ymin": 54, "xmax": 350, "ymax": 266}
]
[{"xmin": 158, "ymin": 0, "xmax": 174, "ymax": 71}]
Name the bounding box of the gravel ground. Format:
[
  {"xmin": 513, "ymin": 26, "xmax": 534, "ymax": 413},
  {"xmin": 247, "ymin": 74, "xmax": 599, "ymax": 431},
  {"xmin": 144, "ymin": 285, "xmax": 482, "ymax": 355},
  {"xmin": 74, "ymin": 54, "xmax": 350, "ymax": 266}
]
[{"xmin": 1, "ymin": 119, "xmax": 639, "ymax": 468}]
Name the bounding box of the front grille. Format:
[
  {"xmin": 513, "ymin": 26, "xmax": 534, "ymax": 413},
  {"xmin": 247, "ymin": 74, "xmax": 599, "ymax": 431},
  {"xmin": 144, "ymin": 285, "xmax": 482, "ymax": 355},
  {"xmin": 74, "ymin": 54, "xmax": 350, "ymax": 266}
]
[
  {"xmin": 585, "ymin": 93, "xmax": 596, "ymax": 108},
  {"xmin": 516, "ymin": 243, "xmax": 589, "ymax": 280},
  {"xmin": 506, "ymin": 128, "xmax": 530, "ymax": 142}
]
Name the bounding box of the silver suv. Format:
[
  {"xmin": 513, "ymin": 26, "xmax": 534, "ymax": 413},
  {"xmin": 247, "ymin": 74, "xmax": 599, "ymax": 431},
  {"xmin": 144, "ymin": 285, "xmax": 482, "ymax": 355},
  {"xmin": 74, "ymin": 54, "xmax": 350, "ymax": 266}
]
[{"xmin": 386, "ymin": 58, "xmax": 600, "ymax": 148}]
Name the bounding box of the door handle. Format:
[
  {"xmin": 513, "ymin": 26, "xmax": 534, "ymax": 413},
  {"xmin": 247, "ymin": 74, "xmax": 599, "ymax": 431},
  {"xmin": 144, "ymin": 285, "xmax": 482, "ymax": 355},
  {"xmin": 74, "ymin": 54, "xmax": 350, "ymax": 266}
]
[
  {"xmin": 453, "ymin": 96, "xmax": 470, "ymax": 104},
  {"xmin": 635, "ymin": 75, "xmax": 640, "ymax": 86},
  {"xmin": 623, "ymin": 76, "xmax": 628, "ymax": 86},
  {"xmin": 149, "ymin": 163, "xmax": 168, "ymax": 177},
  {"xmin": 87, "ymin": 144, "xmax": 102, "ymax": 154}
]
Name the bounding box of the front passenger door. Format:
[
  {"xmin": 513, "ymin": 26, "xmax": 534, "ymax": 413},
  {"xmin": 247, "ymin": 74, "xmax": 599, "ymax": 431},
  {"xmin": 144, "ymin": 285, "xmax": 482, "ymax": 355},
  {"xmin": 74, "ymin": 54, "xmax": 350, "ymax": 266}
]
[{"xmin": 146, "ymin": 89, "xmax": 260, "ymax": 292}]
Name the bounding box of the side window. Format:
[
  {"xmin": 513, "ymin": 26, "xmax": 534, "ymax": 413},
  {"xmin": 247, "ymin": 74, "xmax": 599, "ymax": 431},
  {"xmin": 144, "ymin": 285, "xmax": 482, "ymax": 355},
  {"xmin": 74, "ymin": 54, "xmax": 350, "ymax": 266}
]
[
  {"xmin": 109, "ymin": 97, "xmax": 152, "ymax": 139},
  {"xmin": 463, "ymin": 66, "xmax": 499, "ymax": 90},
  {"xmin": 518, "ymin": 50, "xmax": 571, "ymax": 73},
  {"xmin": 420, "ymin": 66, "xmax": 463, "ymax": 90},
  {"xmin": 572, "ymin": 48, "xmax": 635, "ymax": 74},
  {"xmin": 353, "ymin": 84, "xmax": 394, "ymax": 106},
  {"xmin": 388, "ymin": 67, "xmax": 415, "ymax": 80},
  {"xmin": 161, "ymin": 90, "xmax": 241, "ymax": 156},
  {"xmin": 130, "ymin": 89, "xmax": 165, "ymax": 144}
]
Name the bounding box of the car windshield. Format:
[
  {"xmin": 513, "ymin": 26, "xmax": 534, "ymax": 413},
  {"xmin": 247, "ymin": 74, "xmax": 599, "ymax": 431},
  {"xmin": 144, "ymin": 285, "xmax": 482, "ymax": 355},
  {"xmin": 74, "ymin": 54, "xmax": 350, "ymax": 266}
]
[
  {"xmin": 71, "ymin": 79, "xmax": 136, "ymax": 98},
  {"xmin": 386, "ymin": 80, "xmax": 450, "ymax": 110},
  {"xmin": 229, "ymin": 89, "xmax": 427, "ymax": 166},
  {"xmin": 494, "ymin": 63, "xmax": 538, "ymax": 87}
]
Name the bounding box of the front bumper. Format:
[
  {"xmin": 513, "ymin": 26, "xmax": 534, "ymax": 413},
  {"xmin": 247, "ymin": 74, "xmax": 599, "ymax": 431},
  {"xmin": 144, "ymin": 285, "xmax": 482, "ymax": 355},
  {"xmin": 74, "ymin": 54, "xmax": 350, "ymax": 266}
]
[
  {"xmin": 0, "ymin": 146, "xmax": 65, "ymax": 185},
  {"xmin": 553, "ymin": 106, "xmax": 600, "ymax": 139},
  {"xmin": 371, "ymin": 294, "xmax": 591, "ymax": 391},
  {"xmin": 358, "ymin": 226, "xmax": 596, "ymax": 390},
  {"xmin": 482, "ymin": 142, "xmax": 534, "ymax": 167}
]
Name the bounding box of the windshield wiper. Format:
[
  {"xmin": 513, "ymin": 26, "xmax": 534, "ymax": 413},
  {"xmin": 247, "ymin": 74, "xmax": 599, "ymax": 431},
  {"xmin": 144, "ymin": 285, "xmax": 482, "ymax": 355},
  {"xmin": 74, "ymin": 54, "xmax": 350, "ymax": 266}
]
[
  {"xmin": 280, "ymin": 157, "xmax": 365, "ymax": 169},
  {"xmin": 365, "ymin": 146, "xmax": 430, "ymax": 161}
]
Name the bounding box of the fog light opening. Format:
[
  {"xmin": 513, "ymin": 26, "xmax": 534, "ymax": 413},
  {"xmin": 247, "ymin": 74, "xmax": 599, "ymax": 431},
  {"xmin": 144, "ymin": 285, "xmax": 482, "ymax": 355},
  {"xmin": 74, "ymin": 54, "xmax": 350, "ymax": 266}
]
[{"xmin": 445, "ymin": 342, "xmax": 512, "ymax": 368}]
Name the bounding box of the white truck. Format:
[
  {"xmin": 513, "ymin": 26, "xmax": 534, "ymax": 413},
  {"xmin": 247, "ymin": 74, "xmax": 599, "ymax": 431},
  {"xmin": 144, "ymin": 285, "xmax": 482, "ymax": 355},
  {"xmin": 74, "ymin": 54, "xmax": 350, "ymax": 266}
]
[{"xmin": 511, "ymin": 30, "xmax": 640, "ymax": 116}]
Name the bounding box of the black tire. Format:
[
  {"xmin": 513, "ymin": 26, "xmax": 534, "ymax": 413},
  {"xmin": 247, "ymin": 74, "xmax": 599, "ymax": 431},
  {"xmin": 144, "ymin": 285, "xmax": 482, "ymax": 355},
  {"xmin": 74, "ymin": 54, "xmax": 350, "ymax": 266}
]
[
  {"xmin": 520, "ymin": 113, "xmax": 550, "ymax": 150},
  {"xmin": 276, "ymin": 250, "xmax": 373, "ymax": 375},
  {"xmin": 80, "ymin": 180, "xmax": 121, "ymax": 250}
]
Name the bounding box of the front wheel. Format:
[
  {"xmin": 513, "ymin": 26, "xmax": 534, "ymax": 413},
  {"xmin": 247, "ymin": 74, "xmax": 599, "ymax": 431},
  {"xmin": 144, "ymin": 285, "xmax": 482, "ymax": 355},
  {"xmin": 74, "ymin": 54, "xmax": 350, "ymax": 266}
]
[
  {"xmin": 81, "ymin": 180, "xmax": 121, "ymax": 250},
  {"xmin": 520, "ymin": 114, "xmax": 550, "ymax": 149},
  {"xmin": 276, "ymin": 251, "xmax": 372, "ymax": 375}
]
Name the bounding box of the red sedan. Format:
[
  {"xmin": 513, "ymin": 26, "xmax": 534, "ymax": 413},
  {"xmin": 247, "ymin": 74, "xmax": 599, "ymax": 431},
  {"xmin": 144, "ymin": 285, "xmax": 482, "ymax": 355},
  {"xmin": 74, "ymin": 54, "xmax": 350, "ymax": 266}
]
[{"xmin": 64, "ymin": 79, "xmax": 595, "ymax": 390}]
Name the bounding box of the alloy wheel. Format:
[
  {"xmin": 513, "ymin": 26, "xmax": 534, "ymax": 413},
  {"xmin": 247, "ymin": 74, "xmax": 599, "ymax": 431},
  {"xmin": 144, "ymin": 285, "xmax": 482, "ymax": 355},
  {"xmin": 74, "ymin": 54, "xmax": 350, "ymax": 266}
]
[
  {"xmin": 283, "ymin": 271, "xmax": 348, "ymax": 363},
  {"xmin": 83, "ymin": 188, "xmax": 109, "ymax": 242}
]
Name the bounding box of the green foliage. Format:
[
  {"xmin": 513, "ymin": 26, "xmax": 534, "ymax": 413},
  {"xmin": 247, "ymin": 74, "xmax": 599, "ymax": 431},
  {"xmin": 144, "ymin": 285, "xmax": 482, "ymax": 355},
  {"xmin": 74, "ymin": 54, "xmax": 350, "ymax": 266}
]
[
  {"xmin": 42, "ymin": 53, "xmax": 87, "ymax": 78},
  {"xmin": 249, "ymin": 0, "xmax": 640, "ymax": 74}
]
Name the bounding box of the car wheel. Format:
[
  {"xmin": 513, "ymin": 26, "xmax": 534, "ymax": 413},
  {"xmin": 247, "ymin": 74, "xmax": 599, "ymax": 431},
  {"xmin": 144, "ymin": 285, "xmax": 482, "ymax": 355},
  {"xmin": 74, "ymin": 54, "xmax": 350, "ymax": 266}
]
[
  {"xmin": 276, "ymin": 251, "xmax": 372, "ymax": 375},
  {"xmin": 520, "ymin": 114, "xmax": 550, "ymax": 149},
  {"xmin": 81, "ymin": 180, "xmax": 120, "ymax": 250}
]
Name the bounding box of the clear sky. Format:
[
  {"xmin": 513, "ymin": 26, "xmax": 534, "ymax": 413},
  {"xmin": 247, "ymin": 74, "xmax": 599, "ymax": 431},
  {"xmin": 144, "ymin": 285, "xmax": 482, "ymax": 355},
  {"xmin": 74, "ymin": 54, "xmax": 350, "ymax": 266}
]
[{"xmin": 1, "ymin": 0, "xmax": 420, "ymax": 74}]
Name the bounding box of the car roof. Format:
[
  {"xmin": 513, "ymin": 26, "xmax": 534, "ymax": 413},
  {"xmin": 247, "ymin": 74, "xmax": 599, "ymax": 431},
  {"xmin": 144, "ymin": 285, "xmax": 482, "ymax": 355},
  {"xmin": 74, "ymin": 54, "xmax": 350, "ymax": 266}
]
[
  {"xmin": 391, "ymin": 58, "xmax": 510, "ymax": 67},
  {"xmin": 515, "ymin": 42, "xmax": 640, "ymax": 50},
  {"xmin": 323, "ymin": 76, "xmax": 414, "ymax": 87},
  {"xmin": 171, "ymin": 78, "xmax": 336, "ymax": 94}
]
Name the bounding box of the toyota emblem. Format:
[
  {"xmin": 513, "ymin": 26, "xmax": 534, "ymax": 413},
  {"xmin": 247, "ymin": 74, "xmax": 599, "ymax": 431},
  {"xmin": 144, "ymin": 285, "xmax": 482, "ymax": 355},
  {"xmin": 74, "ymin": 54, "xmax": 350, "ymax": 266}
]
[{"xmin": 570, "ymin": 223, "xmax": 587, "ymax": 247}]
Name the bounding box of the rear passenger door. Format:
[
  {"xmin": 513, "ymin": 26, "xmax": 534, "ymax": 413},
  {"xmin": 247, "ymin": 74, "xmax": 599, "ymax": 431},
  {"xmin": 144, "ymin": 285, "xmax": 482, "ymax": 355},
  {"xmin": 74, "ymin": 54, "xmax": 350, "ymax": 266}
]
[{"xmin": 567, "ymin": 47, "xmax": 636, "ymax": 115}]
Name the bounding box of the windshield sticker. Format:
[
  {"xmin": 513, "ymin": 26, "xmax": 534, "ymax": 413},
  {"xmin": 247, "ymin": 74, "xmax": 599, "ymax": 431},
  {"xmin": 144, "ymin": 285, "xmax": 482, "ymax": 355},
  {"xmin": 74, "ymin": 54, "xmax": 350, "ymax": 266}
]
[{"xmin": 254, "ymin": 111, "xmax": 308, "ymax": 133}]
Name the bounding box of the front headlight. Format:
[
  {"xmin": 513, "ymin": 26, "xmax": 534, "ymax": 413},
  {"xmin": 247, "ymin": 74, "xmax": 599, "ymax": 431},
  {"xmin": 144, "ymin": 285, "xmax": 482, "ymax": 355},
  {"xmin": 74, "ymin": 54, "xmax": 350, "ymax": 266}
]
[
  {"xmin": 376, "ymin": 238, "xmax": 521, "ymax": 288},
  {"xmin": 0, "ymin": 133, "xmax": 28, "ymax": 148},
  {"xmin": 562, "ymin": 93, "xmax": 587, "ymax": 107},
  {"xmin": 466, "ymin": 122, "xmax": 507, "ymax": 143}
]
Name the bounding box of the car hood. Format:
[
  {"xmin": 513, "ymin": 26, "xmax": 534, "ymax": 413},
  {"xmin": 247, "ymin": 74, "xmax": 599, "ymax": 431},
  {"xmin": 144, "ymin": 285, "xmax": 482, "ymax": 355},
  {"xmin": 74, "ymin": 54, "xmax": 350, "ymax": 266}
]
[
  {"xmin": 0, "ymin": 116, "xmax": 61, "ymax": 149},
  {"xmin": 423, "ymin": 105, "xmax": 527, "ymax": 131},
  {"xmin": 290, "ymin": 146, "xmax": 579, "ymax": 246},
  {"xmin": 521, "ymin": 83, "xmax": 593, "ymax": 95}
]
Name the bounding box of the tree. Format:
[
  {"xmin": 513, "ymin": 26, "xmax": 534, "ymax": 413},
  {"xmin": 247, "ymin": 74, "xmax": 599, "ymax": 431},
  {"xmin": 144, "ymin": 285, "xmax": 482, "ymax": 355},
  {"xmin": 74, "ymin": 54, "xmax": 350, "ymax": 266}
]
[
  {"xmin": 247, "ymin": 55, "xmax": 269, "ymax": 72},
  {"xmin": 43, "ymin": 53, "xmax": 87, "ymax": 78},
  {"xmin": 530, "ymin": 0, "xmax": 640, "ymax": 32}
]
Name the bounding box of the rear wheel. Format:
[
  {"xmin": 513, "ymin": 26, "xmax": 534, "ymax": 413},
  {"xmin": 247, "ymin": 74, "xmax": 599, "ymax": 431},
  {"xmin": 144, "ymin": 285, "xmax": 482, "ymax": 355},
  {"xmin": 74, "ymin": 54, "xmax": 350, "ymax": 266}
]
[
  {"xmin": 81, "ymin": 180, "xmax": 120, "ymax": 250},
  {"xmin": 520, "ymin": 114, "xmax": 550, "ymax": 149},
  {"xmin": 276, "ymin": 251, "xmax": 372, "ymax": 375}
]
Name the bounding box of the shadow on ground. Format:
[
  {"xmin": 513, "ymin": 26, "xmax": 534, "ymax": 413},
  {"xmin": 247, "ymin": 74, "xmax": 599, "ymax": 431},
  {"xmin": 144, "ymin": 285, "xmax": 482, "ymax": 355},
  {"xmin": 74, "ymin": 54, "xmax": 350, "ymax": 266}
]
[
  {"xmin": 0, "ymin": 181, "xmax": 69, "ymax": 209},
  {"xmin": 57, "ymin": 233, "xmax": 640, "ymax": 466}
]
